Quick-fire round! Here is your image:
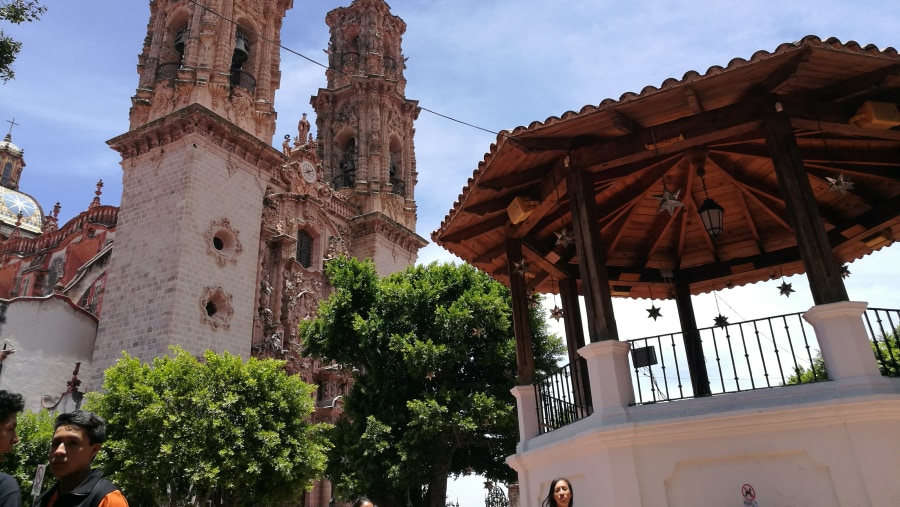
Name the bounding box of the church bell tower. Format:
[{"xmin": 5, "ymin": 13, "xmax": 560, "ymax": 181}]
[
  {"xmin": 93, "ymin": 0, "xmax": 293, "ymax": 383},
  {"xmin": 129, "ymin": 0, "xmax": 292, "ymax": 141},
  {"xmin": 312, "ymin": 0, "xmax": 426, "ymax": 274}
]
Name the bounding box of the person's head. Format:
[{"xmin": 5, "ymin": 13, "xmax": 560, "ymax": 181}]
[
  {"xmin": 48, "ymin": 410, "xmax": 107, "ymax": 483},
  {"xmin": 542, "ymin": 478, "xmax": 573, "ymax": 507},
  {"xmin": 352, "ymin": 497, "xmax": 374, "ymax": 507},
  {"xmin": 0, "ymin": 390, "xmax": 24, "ymax": 458}
]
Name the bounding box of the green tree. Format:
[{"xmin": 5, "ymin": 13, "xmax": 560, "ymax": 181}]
[
  {"xmin": 0, "ymin": 410, "xmax": 55, "ymax": 505},
  {"xmin": 86, "ymin": 347, "xmax": 332, "ymax": 507},
  {"xmin": 0, "ymin": 0, "xmax": 46, "ymax": 81},
  {"xmin": 300, "ymin": 258, "xmax": 564, "ymax": 507},
  {"xmin": 786, "ymin": 352, "xmax": 827, "ymax": 384},
  {"xmin": 787, "ymin": 325, "xmax": 900, "ymax": 383},
  {"xmin": 873, "ymin": 325, "xmax": 900, "ymax": 377}
]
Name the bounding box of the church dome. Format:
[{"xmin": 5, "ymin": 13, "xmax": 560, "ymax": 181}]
[
  {"xmin": 0, "ymin": 134, "xmax": 23, "ymax": 157},
  {"xmin": 0, "ymin": 187, "xmax": 43, "ymax": 234}
]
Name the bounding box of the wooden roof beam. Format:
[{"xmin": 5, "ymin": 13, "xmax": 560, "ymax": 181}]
[
  {"xmin": 811, "ymin": 63, "xmax": 900, "ymax": 103},
  {"xmin": 437, "ymin": 213, "xmax": 508, "ymax": 244},
  {"xmin": 713, "ymin": 143, "xmax": 900, "ymax": 179},
  {"xmin": 758, "ymin": 50, "xmax": 812, "ymax": 95},
  {"xmin": 522, "ymin": 241, "xmax": 576, "ymax": 281},
  {"xmin": 509, "ymin": 158, "xmax": 571, "ymax": 239},
  {"xmin": 606, "ymin": 108, "xmax": 643, "ymax": 134},
  {"xmin": 480, "ymin": 164, "xmax": 552, "ymax": 191},
  {"xmin": 571, "ymin": 97, "xmax": 767, "ymax": 172},
  {"xmin": 683, "ymin": 85, "xmax": 705, "ymax": 114}
]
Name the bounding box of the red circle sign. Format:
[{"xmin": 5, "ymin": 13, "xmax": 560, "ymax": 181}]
[{"xmin": 742, "ymin": 484, "xmax": 756, "ymax": 501}]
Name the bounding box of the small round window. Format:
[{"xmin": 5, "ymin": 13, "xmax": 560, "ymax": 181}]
[
  {"xmin": 205, "ymin": 218, "xmax": 243, "ymax": 267},
  {"xmin": 200, "ymin": 286, "xmax": 234, "ymax": 329}
]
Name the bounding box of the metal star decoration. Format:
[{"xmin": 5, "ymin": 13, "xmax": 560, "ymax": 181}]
[
  {"xmin": 714, "ymin": 314, "xmax": 729, "ymax": 328},
  {"xmin": 554, "ymin": 228, "xmax": 574, "ymax": 248},
  {"xmin": 646, "ymin": 304, "xmax": 662, "ymax": 321},
  {"xmin": 826, "ymin": 173, "xmax": 854, "ymax": 195},
  {"xmin": 778, "ymin": 280, "xmax": 795, "ymax": 297},
  {"xmin": 472, "ymin": 327, "xmax": 485, "ymax": 338},
  {"xmin": 653, "ymin": 187, "xmax": 684, "ymax": 215},
  {"xmin": 840, "ymin": 264, "xmax": 851, "ymax": 279},
  {"xmin": 550, "ymin": 305, "xmax": 564, "ymax": 321},
  {"xmin": 513, "ymin": 259, "xmax": 528, "ymax": 276}
]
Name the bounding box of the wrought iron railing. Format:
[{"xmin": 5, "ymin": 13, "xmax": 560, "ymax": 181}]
[
  {"xmin": 533, "ymin": 308, "xmax": 900, "ymax": 433},
  {"xmin": 155, "ymin": 62, "xmax": 181, "ymax": 82},
  {"xmin": 628, "ymin": 312, "xmax": 821, "ymax": 403},
  {"xmin": 535, "ymin": 361, "xmax": 592, "ymax": 434},
  {"xmin": 342, "ymin": 52, "xmax": 360, "ymax": 68},
  {"xmin": 229, "ymin": 69, "xmax": 256, "ymax": 95},
  {"xmin": 863, "ymin": 307, "xmax": 900, "ymax": 377}
]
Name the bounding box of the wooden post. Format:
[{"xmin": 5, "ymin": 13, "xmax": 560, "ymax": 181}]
[
  {"xmin": 762, "ymin": 97, "xmax": 848, "ymax": 305},
  {"xmin": 566, "ymin": 163, "xmax": 619, "ymax": 342},
  {"xmin": 506, "ymin": 238, "xmax": 536, "ymax": 385},
  {"xmin": 559, "ymin": 277, "xmax": 592, "ymax": 410},
  {"xmin": 674, "ymin": 280, "xmax": 711, "ymax": 397}
]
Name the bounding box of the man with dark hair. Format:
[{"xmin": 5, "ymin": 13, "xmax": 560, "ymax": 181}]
[
  {"xmin": 0, "ymin": 390, "xmax": 25, "ymax": 507},
  {"xmin": 36, "ymin": 410, "xmax": 127, "ymax": 507}
]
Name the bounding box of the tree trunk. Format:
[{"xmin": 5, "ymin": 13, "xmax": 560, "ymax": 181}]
[{"xmin": 423, "ymin": 445, "xmax": 455, "ymax": 507}]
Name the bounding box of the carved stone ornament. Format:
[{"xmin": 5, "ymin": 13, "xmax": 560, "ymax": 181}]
[
  {"xmin": 204, "ymin": 218, "xmax": 243, "ymax": 267},
  {"xmin": 200, "ymin": 286, "xmax": 235, "ymax": 330}
]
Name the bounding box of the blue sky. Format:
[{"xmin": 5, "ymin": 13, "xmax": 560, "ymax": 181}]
[{"xmin": 3, "ymin": 1, "xmax": 900, "ymax": 505}]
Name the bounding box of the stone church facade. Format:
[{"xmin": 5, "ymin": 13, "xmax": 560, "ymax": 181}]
[{"xmin": 0, "ymin": 1, "xmax": 424, "ymax": 503}]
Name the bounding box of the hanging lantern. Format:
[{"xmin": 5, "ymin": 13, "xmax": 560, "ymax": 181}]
[{"xmin": 698, "ymin": 197, "xmax": 724, "ymax": 240}]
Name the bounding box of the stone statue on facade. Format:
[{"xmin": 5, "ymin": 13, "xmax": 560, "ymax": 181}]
[{"xmin": 297, "ymin": 113, "xmax": 311, "ymax": 146}]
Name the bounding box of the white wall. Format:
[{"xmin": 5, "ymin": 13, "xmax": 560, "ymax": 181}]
[
  {"xmin": 508, "ymin": 302, "xmax": 900, "ymax": 506},
  {"xmin": 0, "ymin": 295, "xmax": 97, "ymax": 412}
]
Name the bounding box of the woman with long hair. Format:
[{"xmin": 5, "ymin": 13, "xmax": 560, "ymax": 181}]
[{"xmin": 542, "ymin": 477, "xmax": 573, "ymax": 507}]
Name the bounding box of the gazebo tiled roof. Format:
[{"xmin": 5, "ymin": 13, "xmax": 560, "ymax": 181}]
[{"xmin": 433, "ymin": 36, "xmax": 900, "ymax": 299}]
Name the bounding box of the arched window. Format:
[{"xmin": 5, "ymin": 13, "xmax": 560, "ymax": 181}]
[
  {"xmin": 389, "ymin": 150, "xmax": 404, "ymax": 196},
  {"xmin": 296, "ymin": 230, "xmax": 313, "ymax": 268},
  {"xmin": 1, "ymin": 162, "xmax": 12, "ymax": 187},
  {"xmin": 336, "ymin": 138, "xmax": 357, "ymax": 188}
]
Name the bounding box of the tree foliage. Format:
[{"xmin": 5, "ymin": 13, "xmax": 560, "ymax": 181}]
[
  {"xmin": 0, "ymin": 0, "xmax": 46, "ymax": 81},
  {"xmin": 873, "ymin": 325, "xmax": 900, "ymax": 377},
  {"xmin": 86, "ymin": 347, "xmax": 332, "ymax": 507},
  {"xmin": 0, "ymin": 410, "xmax": 55, "ymax": 505},
  {"xmin": 300, "ymin": 258, "xmax": 564, "ymax": 507},
  {"xmin": 787, "ymin": 325, "xmax": 900, "ymax": 383}
]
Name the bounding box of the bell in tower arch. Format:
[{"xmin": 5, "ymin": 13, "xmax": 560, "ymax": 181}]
[
  {"xmin": 233, "ymin": 30, "xmax": 250, "ymax": 66},
  {"xmin": 174, "ymin": 29, "xmax": 187, "ymax": 56}
]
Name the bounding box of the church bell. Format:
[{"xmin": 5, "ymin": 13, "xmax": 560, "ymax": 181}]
[
  {"xmin": 174, "ymin": 29, "xmax": 186, "ymax": 55},
  {"xmin": 233, "ymin": 31, "xmax": 250, "ymax": 64}
]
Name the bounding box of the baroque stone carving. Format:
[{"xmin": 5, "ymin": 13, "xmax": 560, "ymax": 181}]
[
  {"xmin": 199, "ymin": 286, "xmax": 234, "ymax": 330},
  {"xmin": 204, "ymin": 217, "xmax": 243, "ymax": 267}
]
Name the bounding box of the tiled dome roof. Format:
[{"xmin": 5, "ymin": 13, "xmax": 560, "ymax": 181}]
[
  {"xmin": 0, "ymin": 134, "xmax": 23, "ymax": 157},
  {"xmin": 0, "ymin": 187, "xmax": 43, "ymax": 234}
]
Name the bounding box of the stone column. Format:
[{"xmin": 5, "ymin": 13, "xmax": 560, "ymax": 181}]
[
  {"xmin": 511, "ymin": 385, "xmax": 540, "ymax": 447},
  {"xmin": 803, "ymin": 301, "xmax": 880, "ymax": 380},
  {"xmin": 578, "ymin": 341, "xmax": 633, "ymax": 422}
]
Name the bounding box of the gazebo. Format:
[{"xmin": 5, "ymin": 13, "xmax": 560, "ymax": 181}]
[{"xmin": 433, "ymin": 36, "xmax": 900, "ymax": 507}]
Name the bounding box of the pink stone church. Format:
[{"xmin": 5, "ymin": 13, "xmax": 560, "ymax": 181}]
[{"xmin": 0, "ymin": 2, "xmax": 423, "ymax": 504}]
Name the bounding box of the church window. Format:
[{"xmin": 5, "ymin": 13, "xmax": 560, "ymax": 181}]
[
  {"xmin": 336, "ymin": 138, "xmax": 356, "ymax": 189},
  {"xmin": 296, "ymin": 230, "xmax": 313, "ymax": 268},
  {"xmin": 200, "ymin": 286, "xmax": 233, "ymax": 330},
  {"xmin": 389, "ymin": 150, "xmax": 404, "ymax": 196},
  {"xmin": 1, "ymin": 162, "xmax": 12, "ymax": 187},
  {"xmin": 205, "ymin": 218, "xmax": 243, "ymax": 267}
]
